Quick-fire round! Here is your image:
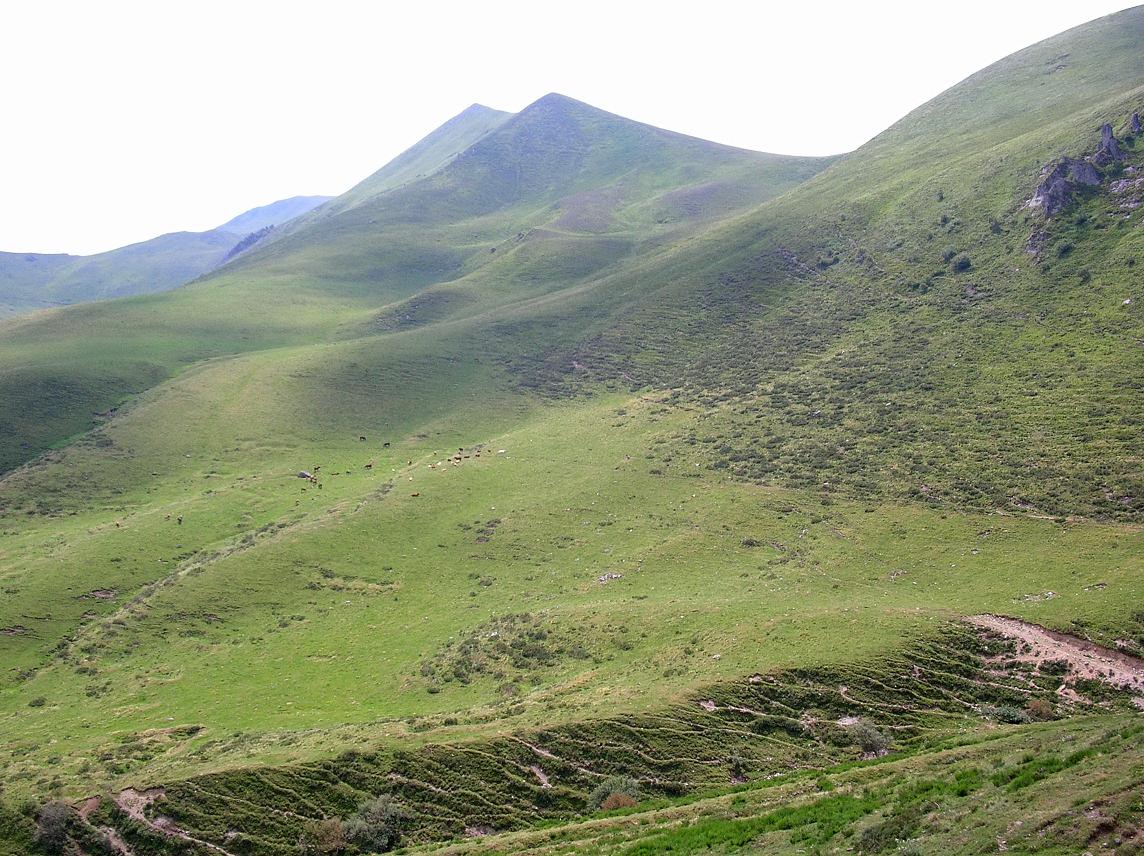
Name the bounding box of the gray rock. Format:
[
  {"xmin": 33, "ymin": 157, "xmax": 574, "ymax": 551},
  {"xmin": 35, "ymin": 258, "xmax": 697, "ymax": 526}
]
[
  {"xmin": 1093, "ymin": 122, "xmax": 1124, "ymax": 165},
  {"xmin": 1028, "ymin": 157, "xmax": 1101, "ymax": 216},
  {"xmin": 1131, "ymin": 112, "xmax": 1142, "ymax": 135}
]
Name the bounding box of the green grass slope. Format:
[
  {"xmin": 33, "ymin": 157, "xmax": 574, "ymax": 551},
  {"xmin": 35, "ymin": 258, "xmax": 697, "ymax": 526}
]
[
  {"xmin": 0, "ymin": 231, "xmax": 236, "ymax": 315},
  {"xmin": 405, "ymin": 714, "xmax": 1144, "ymax": 855},
  {"xmin": 325, "ymin": 104, "xmax": 513, "ymax": 213},
  {"xmin": 2, "ymin": 7, "xmax": 1144, "ymax": 854},
  {"xmin": 505, "ymin": 9, "xmax": 1144, "ymax": 522}
]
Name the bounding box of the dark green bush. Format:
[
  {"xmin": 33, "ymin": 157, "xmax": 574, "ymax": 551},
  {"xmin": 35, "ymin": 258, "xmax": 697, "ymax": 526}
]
[
  {"xmin": 343, "ymin": 795, "xmax": 406, "ymax": 853},
  {"xmin": 848, "ymin": 719, "xmax": 890, "ymax": 754},
  {"xmin": 589, "ymin": 775, "xmax": 641, "ymax": 811},
  {"xmin": 298, "ymin": 817, "xmax": 347, "ymax": 854},
  {"xmin": 34, "ymin": 802, "xmax": 72, "ymax": 854}
]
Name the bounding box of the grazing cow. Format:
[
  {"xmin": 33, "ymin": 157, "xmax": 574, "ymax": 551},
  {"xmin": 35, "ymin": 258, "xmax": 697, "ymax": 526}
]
[{"xmin": 176, "ymin": 516, "xmax": 183, "ymax": 525}]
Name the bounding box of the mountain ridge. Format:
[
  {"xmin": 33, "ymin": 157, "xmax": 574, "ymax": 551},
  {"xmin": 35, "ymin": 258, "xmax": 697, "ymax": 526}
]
[{"xmin": 0, "ymin": 194, "xmax": 333, "ymax": 316}]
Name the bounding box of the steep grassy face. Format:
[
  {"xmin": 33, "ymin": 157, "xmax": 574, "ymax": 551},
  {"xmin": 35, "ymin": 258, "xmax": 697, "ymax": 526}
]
[
  {"xmin": 519, "ymin": 9, "xmax": 1144, "ymax": 522},
  {"xmin": 322, "ymin": 104, "xmax": 513, "ymax": 214},
  {"xmin": 3, "ymin": 9, "xmax": 1144, "ymax": 855}
]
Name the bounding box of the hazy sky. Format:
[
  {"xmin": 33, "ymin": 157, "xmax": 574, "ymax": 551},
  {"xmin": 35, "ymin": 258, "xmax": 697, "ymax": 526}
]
[{"xmin": 2, "ymin": 1, "xmax": 1134, "ymax": 254}]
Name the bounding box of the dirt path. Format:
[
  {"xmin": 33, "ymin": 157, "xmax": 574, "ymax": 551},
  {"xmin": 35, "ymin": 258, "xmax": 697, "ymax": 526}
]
[
  {"xmin": 529, "ymin": 764, "xmax": 552, "ymax": 788},
  {"xmin": 968, "ymin": 614, "xmax": 1144, "ymax": 703}
]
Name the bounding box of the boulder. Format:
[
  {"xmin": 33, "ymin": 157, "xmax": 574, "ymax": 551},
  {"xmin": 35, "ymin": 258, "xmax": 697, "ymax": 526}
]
[
  {"xmin": 1093, "ymin": 122, "xmax": 1124, "ymax": 165},
  {"xmin": 1131, "ymin": 112, "xmax": 1142, "ymax": 135},
  {"xmin": 1028, "ymin": 157, "xmax": 1101, "ymax": 216}
]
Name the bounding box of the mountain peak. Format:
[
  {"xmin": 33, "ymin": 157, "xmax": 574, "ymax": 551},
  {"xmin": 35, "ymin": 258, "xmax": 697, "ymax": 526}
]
[
  {"xmin": 517, "ymin": 92, "xmax": 601, "ymax": 119},
  {"xmin": 461, "ymin": 102, "xmax": 500, "ymax": 115},
  {"xmin": 528, "ymin": 92, "xmax": 583, "ymax": 107}
]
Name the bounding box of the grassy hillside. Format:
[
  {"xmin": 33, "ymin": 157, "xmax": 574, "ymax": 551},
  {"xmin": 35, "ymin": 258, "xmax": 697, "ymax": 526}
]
[
  {"xmin": 1, "ymin": 7, "xmax": 1144, "ymax": 855},
  {"xmin": 325, "ymin": 104, "xmax": 513, "ymax": 213},
  {"xmin": 0, "ymin": 231, "xmax": 236, "ymax": 315},
  {"xmin": 403, "ymin": 713, "xmax": 1144, "ymax": 855},
  {"xmin": 0, "ymin": 94, "xmax": 834, "ymax": 475}
]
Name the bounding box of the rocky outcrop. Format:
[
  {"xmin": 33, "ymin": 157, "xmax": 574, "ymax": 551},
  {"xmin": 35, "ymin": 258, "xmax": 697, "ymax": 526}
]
[
  {"xmin": 1026, "ymin": 118, "xmax": 1139, "ymax": 218},
  {"xmin": 1092, "ymin": 122, "xmax": 1125, "ymax": 166},
  {"xmin": 1027, "ymin": 157, "xmax": 1101, "ymax": 216},
  {"xmin": 222, "ymin": 225, "xmax": 275, "ymax": 262}
]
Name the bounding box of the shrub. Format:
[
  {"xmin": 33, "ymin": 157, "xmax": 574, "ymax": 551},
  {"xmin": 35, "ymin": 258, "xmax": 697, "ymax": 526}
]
[
  {"xmin": 298, "ymin": 817, "xmax": 347, "ymax": 854},
  {"xmin": 981, "ymin": 704, "xmax": 1030, "ymax": 724},
  {"xmin": 951, "ymin": 254, "xmax": 972, "ymax": 272},
  {"xmin": 728, "ymin": 752, "xmax": 748, "ymax": 780},
  {"xmin": 34, "ymin": 801, "xmax": 72, "ymax": 854},
  {"xmin": 589, "ymin": 775, "xmax": 641, "ymax": 811},
  {"xmin": 1025, "ymin": 698, "xmax": 1054, "ymax": 720},
  {"xmin": 848, "ymin": 719, "xmax": 890, "ymax": 754},
  {"xmin": 599, "ymin": 793, "xmax": 638, "ymax": 811},
  {"xmin": 343, "ymin": 795, "xmax": 406, "ymax": 853}
]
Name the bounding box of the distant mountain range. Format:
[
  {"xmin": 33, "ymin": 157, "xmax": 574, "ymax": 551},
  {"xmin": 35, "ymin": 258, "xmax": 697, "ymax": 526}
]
[{"xmin": 0, "ymin": 194, "xmax": 331, "ymax": 315}]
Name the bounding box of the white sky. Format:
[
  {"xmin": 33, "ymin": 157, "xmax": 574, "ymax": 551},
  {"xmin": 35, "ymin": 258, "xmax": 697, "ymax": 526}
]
[{"xmin": 1, "ymin": 1, "xmax": 1134, "ymax": 255}]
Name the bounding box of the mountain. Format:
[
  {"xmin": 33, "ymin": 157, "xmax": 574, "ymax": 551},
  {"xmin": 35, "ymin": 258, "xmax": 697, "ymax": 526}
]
[
  {"xmin": 0, "ymin": 195, "xmax": 331, "ymax": 316},
  {"xmin": 327, "ymin": 102, "xmax": 512, "ymax": 212},
  {"xmin": 215, "ymin": 194, "xmax": 332, "ymax": 234},
  {"xmin": 0, "ymin": 231, "xmax": 236, "ymax": 316},
  {"xmin": 0, "ymin": 94, "xmax": 836, "ymax": 476},
  {"xmin": 2, "ymin": 8, "xmax": 1144, "ymax": 855}
]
